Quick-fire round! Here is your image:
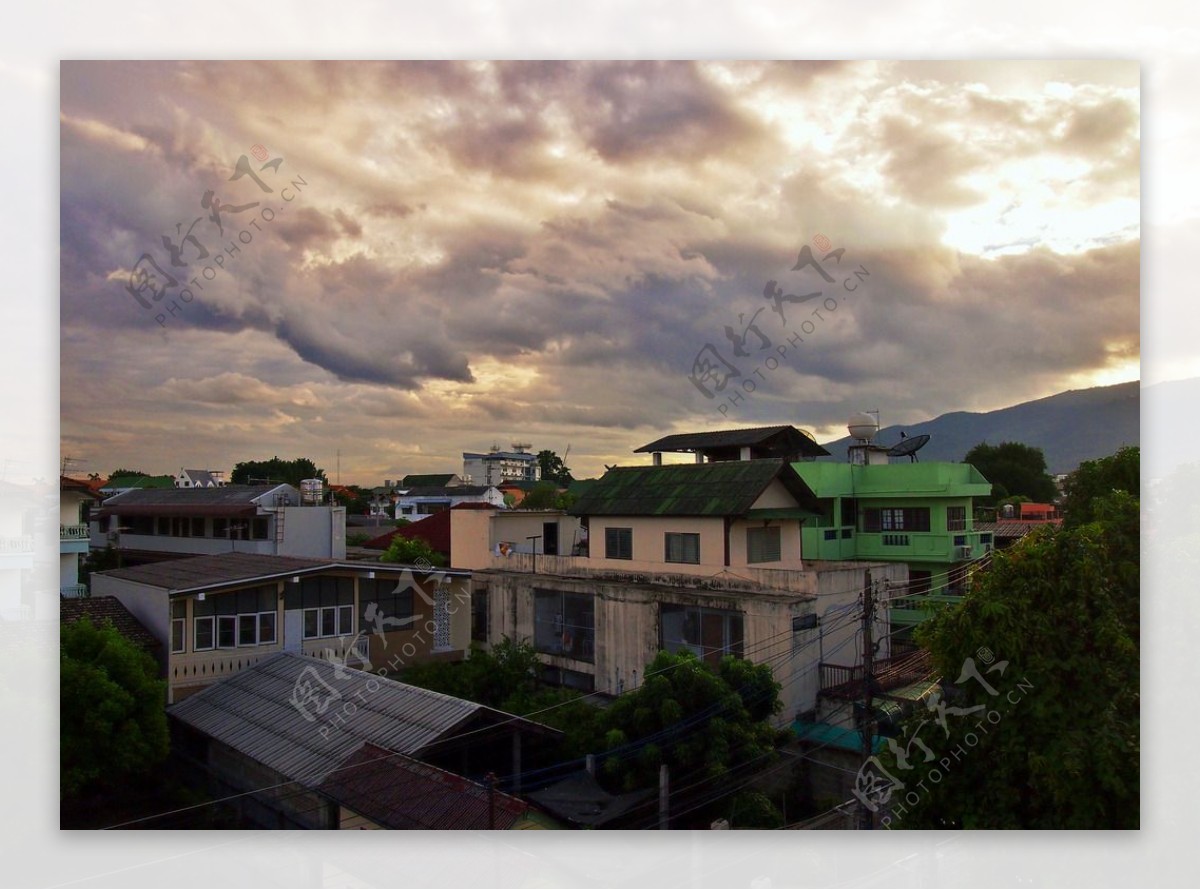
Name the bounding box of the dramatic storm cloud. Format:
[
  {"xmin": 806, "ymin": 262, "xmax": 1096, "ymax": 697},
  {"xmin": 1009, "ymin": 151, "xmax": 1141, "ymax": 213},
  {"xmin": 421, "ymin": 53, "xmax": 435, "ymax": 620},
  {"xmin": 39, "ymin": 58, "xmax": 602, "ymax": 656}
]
[{"xmin": 60, "ymin": 60, "xmax": 1139, "ymax": 481}]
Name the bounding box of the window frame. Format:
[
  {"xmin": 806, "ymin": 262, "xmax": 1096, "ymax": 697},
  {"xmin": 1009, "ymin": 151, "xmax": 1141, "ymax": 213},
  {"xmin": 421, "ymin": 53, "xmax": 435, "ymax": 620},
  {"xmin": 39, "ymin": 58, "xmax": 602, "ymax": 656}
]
[
  {"xmin": 170, "ymin": 600, "xmax": 186, "ymax": 654},
  {"xmin": 664, "ymin": 531, "xmax": 701, "ymax": 565},
  {"xmin": 746, "ymin": 525, "xmax": 782, "ymax": 563},
  {"xmin": 604, "ymin": 526, "xmax": 632, "ymax": 560},
  {"xmin": 194, "ymin": 615, "xmax": 214, "ymax": 651},
  {"xmin": 946, "ymin": 505, "xmax": 967, "ymax": 532}
]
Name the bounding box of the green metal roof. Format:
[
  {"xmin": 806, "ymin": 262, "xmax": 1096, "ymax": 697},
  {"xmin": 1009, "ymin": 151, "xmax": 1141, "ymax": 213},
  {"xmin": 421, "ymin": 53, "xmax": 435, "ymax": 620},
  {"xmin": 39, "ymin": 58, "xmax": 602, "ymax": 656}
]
[
  {"xmin": 104, "ymin": 474, "xmax": 176, "ymax": 490},
  {"xmin": 790, "ymin": 461, "xmax": 992, "ymax": 499},
  {"xmin": 568, "ymin": 459, "xmax": 816, "ymax": 518}
]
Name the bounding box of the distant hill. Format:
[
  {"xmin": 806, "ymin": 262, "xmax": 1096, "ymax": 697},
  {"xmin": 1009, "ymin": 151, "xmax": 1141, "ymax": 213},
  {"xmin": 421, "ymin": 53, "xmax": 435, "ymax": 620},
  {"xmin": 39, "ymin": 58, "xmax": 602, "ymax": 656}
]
[{"xmin": 819, "ymin": 381, "xmax": 1140, "ymax": 475}]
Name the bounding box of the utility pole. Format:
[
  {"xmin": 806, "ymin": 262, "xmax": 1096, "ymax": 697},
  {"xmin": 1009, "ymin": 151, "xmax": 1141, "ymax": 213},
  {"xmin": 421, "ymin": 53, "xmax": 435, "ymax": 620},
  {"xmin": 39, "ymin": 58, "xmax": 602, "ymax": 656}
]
[{"xmin": 857, "ymin": 569, "xmax": 875, "ymax": 830}]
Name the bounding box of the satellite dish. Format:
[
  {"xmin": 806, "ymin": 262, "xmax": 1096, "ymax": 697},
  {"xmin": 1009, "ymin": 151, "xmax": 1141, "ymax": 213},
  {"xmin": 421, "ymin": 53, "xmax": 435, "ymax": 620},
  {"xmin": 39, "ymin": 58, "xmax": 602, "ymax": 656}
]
[{"xmin": 887, "ymin": 434, "xmax": 930, "ymax": 461}]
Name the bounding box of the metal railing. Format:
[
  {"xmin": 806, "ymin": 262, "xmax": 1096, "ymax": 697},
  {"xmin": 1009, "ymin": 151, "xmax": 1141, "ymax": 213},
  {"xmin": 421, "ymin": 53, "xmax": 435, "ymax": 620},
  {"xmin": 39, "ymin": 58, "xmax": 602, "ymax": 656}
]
[
  {"xmin": 60, "ymin": 524, "xmax": 90, "ymax": 540},
  {"xmin": 60, "ymin": 584, "xmax": 89, "ymax": 598}
]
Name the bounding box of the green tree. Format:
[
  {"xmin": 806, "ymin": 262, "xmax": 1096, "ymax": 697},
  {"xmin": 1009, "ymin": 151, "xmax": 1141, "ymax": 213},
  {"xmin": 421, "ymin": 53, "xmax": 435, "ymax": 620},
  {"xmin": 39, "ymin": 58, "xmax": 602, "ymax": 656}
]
[
  {"xmin": 61, "ymin": 618, "xmax": 169, "ymax": 799},
  {"xmin": 962, "ymin": 441, "xmax": 1058, "ymax": 505},
  {"xmin": 230, "ymin": 456, "xmax": 326, "ymax": 488},
  {"xmin": 379, "ymin": 535, "xmax": 446, "ymax": 566},
  {"xmin": 599, "ymin": 650, "xmax": 782, "ymax": 792},
  {"xmin": 536, "ymin": 450, "xmax": 574, "ymax": 486},
  {"xmin": 885, "ymin": 522, "xmax": 1138, "ymax": 829},
  {"xmin": 518, "ymin": 481, "xmax": 563, "ymax": 510},
  {"xmin": 1061, "ymin": 446, "xmax": 1140, "ymax": 527},
  {"xmin": 107, "ymin": 467, "xmax": 150, "ymax": 480}
]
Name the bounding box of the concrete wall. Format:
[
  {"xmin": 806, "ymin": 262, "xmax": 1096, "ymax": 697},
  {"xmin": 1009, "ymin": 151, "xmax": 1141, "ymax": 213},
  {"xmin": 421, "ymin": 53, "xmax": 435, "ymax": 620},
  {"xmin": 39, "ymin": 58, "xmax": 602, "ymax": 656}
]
[
  {"xmin": 491, "ymin": 511, "xmax": 584, "ymax": 557},
  {"xmin": 588, "ymin": 516, "xmax": 727, "ymax": 570},
  {"xmin": 276, "ymin": 506, "xmax": 347, "ymax": 559},
  {"xmin": 449, "ymin": 508, "xmax": 497, "ymax": 570}
]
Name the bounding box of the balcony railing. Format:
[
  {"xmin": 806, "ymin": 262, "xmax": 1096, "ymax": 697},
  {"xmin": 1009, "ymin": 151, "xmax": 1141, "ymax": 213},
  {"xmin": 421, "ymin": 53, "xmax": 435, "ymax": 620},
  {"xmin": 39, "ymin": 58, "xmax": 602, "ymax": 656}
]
[
  {"xmin": 61, "ymin": 524, "xmax": 90, "ymax": 541},
  {"xmin": 60, "ymin": 584, "xmax": 89, "ymax": 599},
  {"xmin": 819, "ymin": 649, "xmax": 932, "ymax": 699},
  {"xmin": 0, "ymin": 536, "xmax": 34, "ymax": 553}
]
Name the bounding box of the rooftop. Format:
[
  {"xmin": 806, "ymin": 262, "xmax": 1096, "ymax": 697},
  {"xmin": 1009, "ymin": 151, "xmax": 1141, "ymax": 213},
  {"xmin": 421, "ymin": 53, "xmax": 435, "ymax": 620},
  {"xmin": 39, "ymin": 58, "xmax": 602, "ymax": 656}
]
[
  {"xmin": 95, "ymin": 484, "xmax": 293, "ymax": 517},
  {"xmin": 168, "ymin": 652, "xmax": 557, "ymax": 787},
  {"xmin": 635, "ymin": 425, "xmax": 830, "ymax": 460},
  {"xmin": 95, "ymin": 551, "xmax": 468, "ymax": 594},
  {"xmin": 60, "ymin": 596, "xmax": 160, "ymax": 652},
  {"xmin": 568, "ymin": 458, "xmax": 816, "ymax": 517},
  {"xmin": 317, "ymin": 743, "xmax": 529, "ymax": 830}
]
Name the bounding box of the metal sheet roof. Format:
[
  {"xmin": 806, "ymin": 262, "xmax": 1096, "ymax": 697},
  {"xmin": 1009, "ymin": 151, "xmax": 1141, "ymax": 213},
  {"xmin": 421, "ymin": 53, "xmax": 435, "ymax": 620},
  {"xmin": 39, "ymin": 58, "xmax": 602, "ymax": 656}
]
[
  {"xmin": 168, "ymin": 652, "xmax": 543, "ymax": 787},
  {"xmin": 95, "ymin": 484, "xmax": 292, "ymax": 518},
  {"xmin": 568, "ymin": 458, "xmax": 816, "ymax": 517},
  {"xmin": 317, "ymin": 743, "xmax": 529, "ymax": 829},
  {"xmin": 635, "ymin": 426, "xmax": 830, "ymax": 458}
]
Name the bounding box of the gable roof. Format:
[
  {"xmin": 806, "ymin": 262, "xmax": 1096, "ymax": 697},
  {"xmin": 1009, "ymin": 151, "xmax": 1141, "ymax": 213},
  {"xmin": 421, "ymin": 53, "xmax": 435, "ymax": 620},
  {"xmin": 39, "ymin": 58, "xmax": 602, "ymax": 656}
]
[
  {"xmin": 568, "ymin": 458, "xmax": 816, "ymax": 518},
  {"xmin": 168, "ymin": 652, "xmax": 557, "ymax": 787},
  {"xmin": 317, "ymin": 743, "xmax": 529, "ymax": 830},
  {"xmin": 60, "ymin": 596, "xmax": 160, "ymax": 652},
  {"xmin": 180, "ymin": 469, "xmax": 222, "ymax": 487},
  {"xmin": 635, "ymin": 426, "xmax": 830, "ymax": 460},
  {"xmin": 94, "ymin": 484, "xmax": 292, "ymax": 517}
]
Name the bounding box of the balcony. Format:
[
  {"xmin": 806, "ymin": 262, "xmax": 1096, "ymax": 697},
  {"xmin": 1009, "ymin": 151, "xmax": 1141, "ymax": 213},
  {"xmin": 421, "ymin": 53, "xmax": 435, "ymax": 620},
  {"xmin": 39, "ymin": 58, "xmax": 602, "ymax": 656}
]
[
  {"xmin": 887, "ymin": 592, "xmax": 963, "ymax": 625},
  {"xmin": 60, "ymin": 584, "xmax": 89, "ymax": 599},
  {"xmin": 61, "ymin": 524, "xmax": 89, "ymax": 540},
  {"xmin": 819, "ymin": 649, "xmax": 932, "ymax": 700}
]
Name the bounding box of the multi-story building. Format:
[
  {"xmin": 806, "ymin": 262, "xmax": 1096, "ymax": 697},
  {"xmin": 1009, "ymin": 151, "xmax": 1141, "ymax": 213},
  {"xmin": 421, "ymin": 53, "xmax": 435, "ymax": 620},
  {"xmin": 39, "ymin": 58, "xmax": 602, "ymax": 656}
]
[
  {"xmin": 60, "ymin": 476, "xmax": 95, "ymax": 598},
  {"xmin": 462, "ymin": 444, "xmax": 541, "ymax": 487},
  {"xmin": 90, "ymin": 484, "xmax": 346, "ymax": 564},
  {"xmin": 92, "ymin": 551, "xmax": 473, "ymax": 703},
  {"xmin": 475, "ymin": 454, "xmax": 905, "ymax": 726}
]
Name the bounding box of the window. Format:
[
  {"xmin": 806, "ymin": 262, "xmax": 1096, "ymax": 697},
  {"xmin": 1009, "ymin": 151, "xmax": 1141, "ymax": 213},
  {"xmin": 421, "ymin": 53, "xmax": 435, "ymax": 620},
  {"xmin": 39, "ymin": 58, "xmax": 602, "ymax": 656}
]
[
  {"xmin": 840, "ymin": 498, "xmax": 858, "ymax": 528},
  {"xmin": 170, "ymin": 600, "xmax": 186, "ymax": 653},
  {"xmin": 194, "ymin": 616, "xmax": 214, "ymax": 651},
  {"xmin": 172, "ymin": 516, "xmax": 191, "ymax": 537},
  {"xmin": 533, "ymin": 589, "xmax": 595, "ymax": 662},
  {"xmin": 747, "ymin": 526, "xmax": 781, "ymax": 563},
  {"xmin": 660, "ymin": 604, "xmax": 744, "ymax": 665},
  {"xmin": 156, "ymin": 517, "xmax": 171, "ymax": 536},
  {"xmin": 823, "ymin": 529, "xmax": 838, "ymax": 541},
  {"xmin": 191, "ymin": 517, "xmax": 206, "ymax": 537},
  {"xmin": 907, "ymin": 570, "xmax": 932, "ymax": 596},
  {"xmin": 359, "ymin": 577, "xmax": 415, "ymax": 632},
  {"xmin": 664, "ymin": 532, "xmax": 700, "ymax": 564},
  {"xmin": 863, "ymin": 507, "xmax": 930, "ymax": 533},
  {"xmin": 252, "ymin": 517, "xmax": 270, "ymax": 540},
  {"xmin": 194, "ymin": 586, "xmax": 277, "ymax": 648},
  {"xmin": 980, "ymin": 533, "xmax": 993, "ymax": 545},
  {"xmin": 605, "ymin": 527, "xmax": 632, "ymax": 560},
  {"xmin": 127, "ymin": 516, "xmax": 155, "ymax": 536},
  {"xmin": 289, "ymin": 576, "xmax": 355, "ymax": 639},
  {"xmin": 471, "ymin": 589, "xmax": 489, "ymax": 642},
  {"xmin": 946, "ymin": 506, "xmax": 967, "ymax": 532},
  {"xmin": 217, "ymin": 615, "xmax": 236, "ymax": 648}
]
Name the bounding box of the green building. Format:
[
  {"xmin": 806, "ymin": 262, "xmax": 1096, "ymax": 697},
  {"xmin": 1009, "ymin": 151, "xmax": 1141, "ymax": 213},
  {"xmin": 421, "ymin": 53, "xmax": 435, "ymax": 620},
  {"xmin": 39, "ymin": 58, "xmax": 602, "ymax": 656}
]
[{"xmin": 789, "ymin": 460, "xmax": 994, "ymax": 637}]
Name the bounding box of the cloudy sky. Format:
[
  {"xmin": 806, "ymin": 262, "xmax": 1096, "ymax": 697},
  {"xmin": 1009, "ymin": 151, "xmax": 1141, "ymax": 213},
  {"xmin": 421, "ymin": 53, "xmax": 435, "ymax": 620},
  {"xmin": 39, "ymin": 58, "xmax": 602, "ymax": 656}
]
[{"xmin": 60, "ymin": 60, "xmax": 1139, "ymax": 483}]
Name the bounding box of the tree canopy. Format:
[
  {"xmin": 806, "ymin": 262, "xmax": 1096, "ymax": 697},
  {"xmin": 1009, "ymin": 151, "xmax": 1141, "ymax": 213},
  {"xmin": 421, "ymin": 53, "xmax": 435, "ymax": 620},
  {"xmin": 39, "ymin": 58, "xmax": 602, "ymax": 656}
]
[
  {"xmin": 536, "ymin": 450, "xmax": 574, "ymax": 486},
  {"xmin": 599, "ymin": 650, "xmax": 783, "ymax": 792},
  {"xmin": 61, "ymin": 618, "xmax": 169, "ymax": 799},
  {"xmin": 230, "ymin": 456, "xmax": 326, "ymax": 488},
  {"xmin": 379, "ymin": 534, "xmax": 446, "ymax": 567},
  {"xmin": 107, "ymin": 467, "xmax": 151, "ymax": 480},
  {"xmin": 1061, "ymin": 445, "xmax": 1139, "ymax": 527},
  {"xmin": 881, "ymin": 520, "xmax": 1139, "ymax": 829},
  {"xmin": 962, "ymin": 441, "xmax": 1058, "ymax": 504}
]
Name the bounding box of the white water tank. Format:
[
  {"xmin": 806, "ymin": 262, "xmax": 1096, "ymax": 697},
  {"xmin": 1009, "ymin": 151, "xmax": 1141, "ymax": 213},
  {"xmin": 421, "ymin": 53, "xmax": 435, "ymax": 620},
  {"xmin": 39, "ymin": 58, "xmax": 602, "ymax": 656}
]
[
  {"xmin": 847, "ymin": 412, "xmax": 878, "ymax": 442},
  {"xmin": 300, "ymin": 478, "xmax": 325, "ymax": 505}
]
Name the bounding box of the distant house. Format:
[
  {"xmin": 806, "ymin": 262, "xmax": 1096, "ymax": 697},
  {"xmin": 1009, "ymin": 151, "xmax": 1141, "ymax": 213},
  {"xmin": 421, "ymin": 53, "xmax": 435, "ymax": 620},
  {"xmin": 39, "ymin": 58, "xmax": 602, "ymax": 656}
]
[
  {"xmin": 92, "ymin": 552, "xmax": 475, "ymax": 702},
  {"xmin": 168, "ymin": 652, "xmax": 561, "ymax": 828},
  {"xmin": 174, "ymin": 469, "xmax": 227, "ymax": 489},
  {"xmin": 91, "ymin": 484, "xmax": 346, "ymax": 563},
  {"xmin": 400, "ymin": 473, "xmax": 463, "ymax": 489},
  {"xmin": 393, "ymin": 484, "xmax": 505, "ymax": 517}
]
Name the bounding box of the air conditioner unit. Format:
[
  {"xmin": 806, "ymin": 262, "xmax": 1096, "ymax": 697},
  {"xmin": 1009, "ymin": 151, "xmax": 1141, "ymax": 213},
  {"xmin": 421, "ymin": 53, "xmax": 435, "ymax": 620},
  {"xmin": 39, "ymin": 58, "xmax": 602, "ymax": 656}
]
[
  {"xmin": 983, "ymin": 543, "xmax": 994, "ymax": 553},
  {"xmin": 957, "ymin": 546, "xmax": 973, "ymax": 559}
]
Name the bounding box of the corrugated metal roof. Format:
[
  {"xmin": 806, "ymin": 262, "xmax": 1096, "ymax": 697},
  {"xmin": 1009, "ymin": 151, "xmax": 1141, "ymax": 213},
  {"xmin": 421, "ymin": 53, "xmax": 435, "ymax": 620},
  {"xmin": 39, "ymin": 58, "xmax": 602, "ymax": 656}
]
[
  {"xmin": 318, "ymin": 743, "xmax": 529, "ymax": 829},
  {"xmin": 95, "ymin": 484, "xmax": 292, "ymax": 518},
  {"xmin": 97, "ymin": 552, "xmax": 330, "ymax": 591},
  {"xmin": 169, "ymin": 652, "xmax": 543, "ymax": 787},
  {"xmin": 568, "ymin": 458, "xmax": 816, "ymax": 517}
]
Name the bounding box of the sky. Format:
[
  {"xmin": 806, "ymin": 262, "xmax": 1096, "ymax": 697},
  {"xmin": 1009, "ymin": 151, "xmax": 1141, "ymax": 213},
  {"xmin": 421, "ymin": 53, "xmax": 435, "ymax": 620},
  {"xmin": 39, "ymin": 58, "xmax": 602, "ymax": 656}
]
[{"xmin": 59, "ymin": 60, "xmax": 1141, "ymax": 483}]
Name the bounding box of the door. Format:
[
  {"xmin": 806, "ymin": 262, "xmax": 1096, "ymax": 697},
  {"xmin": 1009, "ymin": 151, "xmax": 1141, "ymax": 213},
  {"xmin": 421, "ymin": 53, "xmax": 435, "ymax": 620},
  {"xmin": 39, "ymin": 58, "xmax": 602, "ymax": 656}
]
[
  {"xmin": 542, "ymin": 521, "xmax": 559, "ymax": 556},
  {"xmin": 283, "ymin": 609, "xmax": 303, "ymax": 652}
]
